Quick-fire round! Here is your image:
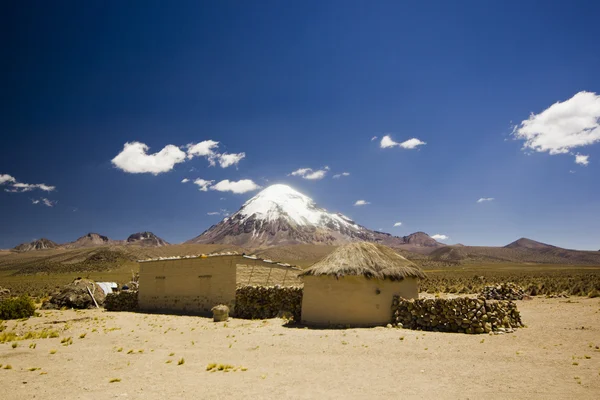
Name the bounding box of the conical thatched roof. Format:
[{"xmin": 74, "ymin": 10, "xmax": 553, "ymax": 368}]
[{"xmin": 299, "ymin": 242, "xmax": 425, "ymax": 281}]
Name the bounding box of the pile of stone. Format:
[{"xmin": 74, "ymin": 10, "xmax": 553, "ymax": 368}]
[
  {"xmin": 105, "ymin": 290, "xmax": 138, "ymax": 312},
  {"xmin": 480, "ymin": 282, "xmax": 526, "ymax": 300},
  {"xmin": 235, "ymin": 285, "xmax": 302, "ymax": 322},
  {"xmin": 392, "ymin": 296, "xmax": 523, "ymax": 334},
  {"xmin": 42, "ymin": 278, "xmax": 106, "ymax": 309}
]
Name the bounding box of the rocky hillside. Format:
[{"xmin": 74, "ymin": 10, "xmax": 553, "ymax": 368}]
[
  {"xmin": 64, "ymin": 233, "xmax": 116, "ymax": 248},
  {"xmin": 13, "ymin": 238, "xmax": 59, "ymax": 252},
  {"xmin": 187, "ymin": 184, "xmax": 445, "ymax": 250},
  {"xmin": 126, "ymin": 232, "xmax": 169, "ymax": 247}
]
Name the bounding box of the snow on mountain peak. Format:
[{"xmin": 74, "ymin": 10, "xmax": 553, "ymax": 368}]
[{"xmin": 237, "ymin": 184, "xmax": 359, "ymax": 229}]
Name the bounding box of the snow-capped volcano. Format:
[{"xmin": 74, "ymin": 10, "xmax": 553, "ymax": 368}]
[
  {"xmin": 237, "ymin": 184, "xmax": 361, "ymax": 230},
  {"xmin": 186, "ymin": 184, "xmax": 445, "ymax": 250}
]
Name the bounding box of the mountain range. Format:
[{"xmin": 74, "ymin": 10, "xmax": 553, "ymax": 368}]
[
  {"xmin": 12, "ymin": 231, "xmax": 169, "ymax": 252},
  {"xmin": 6, "ymin": 184, "xmax": 599, "ymax": 266}
]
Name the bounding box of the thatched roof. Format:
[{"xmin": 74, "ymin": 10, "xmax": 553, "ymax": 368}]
[{"xmin": 299, "ymin": 242, "xmax": 425, "ymax": 281}]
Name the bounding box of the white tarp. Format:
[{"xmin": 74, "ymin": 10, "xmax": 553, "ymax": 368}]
[{"xmin": 96, "ymin": 282, "xmax": 118, "ymax": 295}]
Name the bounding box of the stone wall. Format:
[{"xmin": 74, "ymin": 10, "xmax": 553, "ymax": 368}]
[
  {"xmin": 392, "ymin": 296, "xmax": 523, "ymax": 334},
  {"xmin": 234, "ymin": 286, "xmax": 302, "ymax": 322},
  {"xmin": 105, "ymin": 291, "xmax": 138, "ymax": 312}
]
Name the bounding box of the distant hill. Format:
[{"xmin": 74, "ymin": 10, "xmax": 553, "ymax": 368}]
[
  {"xmin": 505, "ymin": 238, "xmax": 557, "ymax": 250},
  {"xmin": 64, "ymin": 233, "xmax": 117, "ymax": 248},
  {"xmin": 13, "ymin": 238, "xmax": 59, "ymax": 252},
  {"xmin": 126, "ymin": 232, "xmax": 169, "ymax": 247}
]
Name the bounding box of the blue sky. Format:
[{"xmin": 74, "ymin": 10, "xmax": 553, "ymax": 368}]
[{"xmin": 2, "ymin": 1, "xmax": 599, "ymax": 250}]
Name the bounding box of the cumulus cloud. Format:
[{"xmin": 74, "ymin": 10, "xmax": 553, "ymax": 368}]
[
  {"xmin": 332, "ymin": 172, "xmax": 350, "ymax": 179},
  {"xmin": 354, "ymin": 200, "xmax": 370, "ymax": 206},
  {"xmin": 431, "ymin": 234, "xmax": 449, "ymax": 241},
  {"xmin": 111, "ymin": 142, "xmax": 187, "ymax": 174},
  {"xmin": 393, "ymin": 222, "xmax": 402, "ymax": 227},
  {"xmin": 289, "ymin": 167, "xmax": 328, "ymax": 180},
  {"xmin": 210, "ymin": 179, "xmax": 261, "ymax": 194},
  {"xmin": 207, "ymin": 211, "xmax": 220, "ymax": 216},
  {"xmin": 0, "ymin": 174, "xmax": 16, "ymax": 185},
  {"xmin": 371, "ymin": 136, "xmax": 378, "ymax": 141},
  {"xmin": 186, "ymin": 140, "xmax": 219, "ymax": 160},
  {"xmin": 512, "ymin": 91, "xmax": 600, "ymax": 156},
  {"xmin": 304, "ymin": 170, "xmax": 328, "ymax": 180},
  {"xmin": 218, "ymin": 152, "xmax": 246, "ymax": 168},
  {"xmin": 289, "ymin": 168, "xmax": 312, "ymax": 177},
  {"xmin": 112, "ymin": 139, "xmax": 248, "ymax": 175},
  {"xmin": 477, "ymin": 197, "xmax": 495, "ymax": 203},
  {"xmin": 181, "ymin": 178, "xmax": 190, "ymax": 183},
  {"xmin": 193, "ymin": 178, "xmax": 214, "ymax": 192},
  {"xmin": 380, "ymin": 135, "xmax": 426, "ymax": 149},
  {"xmin": 575, "ymin": 154, "xmax": 589, "ymax": 166}
]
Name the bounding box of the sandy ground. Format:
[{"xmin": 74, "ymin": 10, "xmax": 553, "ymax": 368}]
[{"xmin": 1, "ymin": 297, "xmax": 599, "ymax": 400}]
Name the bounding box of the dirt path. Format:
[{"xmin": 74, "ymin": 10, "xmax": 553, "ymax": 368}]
[{"xmin": 1, "ymin": 297, "xmax": 599, "ymax": 399}]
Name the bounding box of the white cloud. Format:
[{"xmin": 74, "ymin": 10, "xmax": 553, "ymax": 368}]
[
  {"xmin": 207, "ymin": 211, "xmax": 220, "ymax": 216},
  {"xmin": 399, "ymin": 138, "xmax": 427, "ymax": 149},
  {"xmin": 210, "ymin": 179, "xmax": 261, "ymax": 194},
  {"xmin": 186, "ymin": 140, "xmax": 219, "ymax": 160},
  {"xmin": 7, "ymin": 182, "xmax": 56, "ymax": 192},
  {"xmin": 289, "ymin": 167, "xmax": 328, "ymax": 180},
  {"xmin": 41, "ymin": 198, "xmax": 56, "ymax": 207},
  {"xmin": 332, "ymin": 172, "xmax": 350, "ymax": 179},
  {"xmin": 289, "ymin": 168, "xmax": 312, "ymax": 177},
  {"xmin": 32, "ymin": 198, "xmax": 56, "ymax": 207},
  {"xmin": 2, "ymin": 174, "xmax": 56, "ymax": 193},
  {"xmin": 380, "ymin": 135, "xmax": 397, "ymax": 148},
  {"xmin": 354, "ymin": 200, "xmax": 370, "ymax": 206},
  {"xmin": 371, "ymin": 136, "xmax": 378, "ymax": 141},
  {"xmin": 477, "ymin": 197, "xmax": 495, "ymax": 203},
  {"xmin": 111, "ymin": 142, "xmax": 187, "ymax": 175},
  {"xmin": 393, "ymin": 222, "xmax": 402, "ymax": 227},
  {"xmin": 304, "ymin": 170, "xmax": 327, "ymax": 180},
  {"xmin": 512, "ymin": 91, "xmax": 600, "ymax": 156},
  {"xmin": 193, "ymin": 178, "xmax": 214, "ymax": 192},
  {"xmin": 431, "ymin": 234, "xmax": 449, "ymax": 241},
  {"xmin": 0, "ymin": 174, "xmax": 16, "ymax": 185},
  {"xmin": 380, "ymin": 135, "xmax": 426, "ymax": 149},
  {"xmin": 181, "ymin": 178, "xmax": 190, "ymax": 183},
  {"xmin": 575, "ymin": 154, "xmax": 589, "ymax": 166},
  {"xmin": 218, "ymin": 152, "xmax": 246, "ymax": 168}
]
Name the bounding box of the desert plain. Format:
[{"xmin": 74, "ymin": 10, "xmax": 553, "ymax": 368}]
[{"xmin": 1, "ymin": 296, "xmax": 599, "ymax": 400}]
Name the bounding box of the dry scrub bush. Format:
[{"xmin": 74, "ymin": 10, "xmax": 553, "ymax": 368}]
[{"xmin": 0, "ymin": 296, "xmax": 36, "ymax": 320}]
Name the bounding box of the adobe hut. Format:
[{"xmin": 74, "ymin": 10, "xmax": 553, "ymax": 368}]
[{"xmin": 299, "ymin": 242, "xmax": 425, "ymax": 327}]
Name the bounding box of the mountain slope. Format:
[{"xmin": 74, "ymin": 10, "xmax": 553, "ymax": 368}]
[
  {"xmin": 126, "ymin": 232, "xmax": 169, "ymax": 247},
  {"xmin": 505, "ymin": 238, "xmax": 556, "ymax": 250},
  {"xmin": 186, "ymin": 184, "xmax": 445, "ymax": 250},
  {"xmin": 64, "ymin": 233, "xmax": 116, "ymax": 248},
  {"xmin": 13, "ymin": 238, "xmax": 59, "ymax": 252}
]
